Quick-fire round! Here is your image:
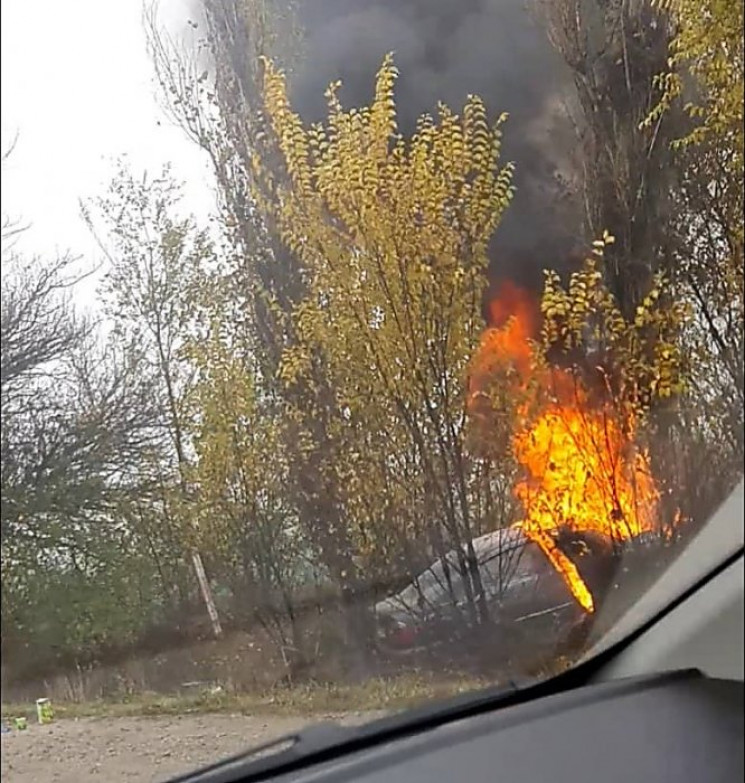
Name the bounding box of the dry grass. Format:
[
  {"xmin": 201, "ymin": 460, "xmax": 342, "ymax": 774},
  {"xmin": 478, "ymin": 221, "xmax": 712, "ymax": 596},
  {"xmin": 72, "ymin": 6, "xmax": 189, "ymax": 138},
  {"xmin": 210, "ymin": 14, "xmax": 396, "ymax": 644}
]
[{"xmin": 1, "ymin": 672, "xmax": 490, "ymax": 723}]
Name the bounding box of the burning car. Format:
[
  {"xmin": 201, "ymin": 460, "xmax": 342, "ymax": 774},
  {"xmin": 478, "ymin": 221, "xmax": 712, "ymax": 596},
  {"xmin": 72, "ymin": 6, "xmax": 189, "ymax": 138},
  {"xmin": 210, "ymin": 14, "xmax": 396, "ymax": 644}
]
[{"xmin": 374, "ymin": 526, "xmax": 619, "ymax": 655}]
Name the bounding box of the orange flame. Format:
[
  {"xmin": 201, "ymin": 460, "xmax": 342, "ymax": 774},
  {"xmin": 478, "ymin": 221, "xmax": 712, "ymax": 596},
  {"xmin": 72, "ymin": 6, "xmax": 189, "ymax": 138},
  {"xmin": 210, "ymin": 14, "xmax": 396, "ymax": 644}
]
[{"xmin": 470, "ymin": 282, "xmax": 661, "ymax": 613}]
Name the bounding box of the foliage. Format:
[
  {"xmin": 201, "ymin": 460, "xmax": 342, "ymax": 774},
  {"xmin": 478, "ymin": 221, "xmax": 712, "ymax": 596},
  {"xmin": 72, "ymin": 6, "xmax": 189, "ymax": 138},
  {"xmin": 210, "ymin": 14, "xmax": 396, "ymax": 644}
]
[
  {"xmin": 1, "ymin": 246, "xmax": 171, "ymax": 675},
  {"xmin": 535, "ymin": 0, "xmax": 743, "ymax": 526},
  {"xmin": 183, "ymin": 289, "xmax": 311, "ymax": 655},
  {"xmin": 649, "ymin": 0, "xmax": 744, "ymax": 171},
  {"xmin": 536, "ymin": 238, "xmax": 690, "ymax": 534},
  {"xmin": 644, "ymin": 0, "xmax": 744, "ymax": 514},
  {"xmin": 2, "ymin": 1, "xmax": 742, "ymax": 697},
  {"xmin": 648, "ymin": 0, "xmax": 744, "ymax": 392},
  {"xmin": 255, "ymin": 53, "xmax": 516, "ymax": 618},
  {"xmin": 82, "ymin": 161, "xmax": 212, "ymax": 465},
  {"xmin": 82, "ymin": 162, "xmax": 225, "ymax": 636},
  {"xmin": 3, "ymin": 531, "xmax": 165, "ymax": 679},
  {"xmin": 541, "ymin": 234, "xmax": 688, "ymax": 411}
]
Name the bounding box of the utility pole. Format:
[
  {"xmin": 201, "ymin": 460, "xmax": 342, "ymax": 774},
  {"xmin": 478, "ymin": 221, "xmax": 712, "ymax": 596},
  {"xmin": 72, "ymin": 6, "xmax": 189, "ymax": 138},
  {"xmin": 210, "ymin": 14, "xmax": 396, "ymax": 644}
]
[
  {"xmin": 191, "ymin": 549, "xmax": 223, "ymax": 638},
  {"xmin": 183, "ymin": 479, "xmax": 223, "ymax": 638}
]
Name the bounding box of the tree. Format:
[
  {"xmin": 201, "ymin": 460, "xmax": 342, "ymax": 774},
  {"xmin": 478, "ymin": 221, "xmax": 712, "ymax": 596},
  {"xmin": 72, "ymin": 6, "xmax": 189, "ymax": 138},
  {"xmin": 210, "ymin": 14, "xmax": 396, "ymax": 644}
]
[
  {"xmin": 1, "ymin": 343, "xmax": 172, "ymax": 682},
  {"xmin": 534, "ymin": 0, "xmax": 743, "ymax": 526},
  {"xmin": 146, "ymin": 0, "xmax": 303, "ymax": 378},
  {"xmin": 1, "ymin": 162, "xmax": 87, "ymax": 569},
  {"xmin": 1, "ymin": 145, "xmax": 182, "ymax": 680},
  {"xmin": 649, "ymin": 0, "xmax": 743, "ymax": 172},
  {"xmin": 150, "ymin": 1, "xmax": 522, "ymax": 648},
  {"xmin": 1, "ymin": 253, "xmax": 86, "ymax": 402},
  {"xmin": 532, "ymin": 0, "xmax": 678, "ymax": 316},
  {"xmin": 256, "ymin": 53, "xmax": 516, "ymax": 626},
  {"xmin": 148, "ymin": 3, "xmax": 384, "ymax": 661},
  {"xmin": 184, "ymin": 293, "xmax": 313, "ymax": 676},
  {"xmin": 1, "ymin": 289, "xmax": 171, "ymax": 678},
  {"xmin": 82, "ymin": 162, "xmax": 224, "ymax": 637},
  {"xmin": 644, "ymin": 0, "xmax": 744, "ymax": 516},
  {"xmin": 648, "ymin": 0, "xmax": 743, "ymax": 397}
]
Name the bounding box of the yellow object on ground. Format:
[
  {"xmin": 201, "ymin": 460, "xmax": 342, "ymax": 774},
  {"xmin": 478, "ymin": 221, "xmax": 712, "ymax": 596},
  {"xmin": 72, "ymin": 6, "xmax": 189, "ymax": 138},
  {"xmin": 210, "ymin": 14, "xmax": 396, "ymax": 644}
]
[{"xmin": 36, "ymin": 698, "xmax": 54, "ymax": 725}]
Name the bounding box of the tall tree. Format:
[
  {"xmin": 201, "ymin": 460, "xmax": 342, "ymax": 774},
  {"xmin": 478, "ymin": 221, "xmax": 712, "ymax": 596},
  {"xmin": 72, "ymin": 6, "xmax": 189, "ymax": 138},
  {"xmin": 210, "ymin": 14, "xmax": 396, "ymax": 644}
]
[
  {"xmin": 533, "ymin": 0, "xmax": 678, "ymax": 316},
  {"xmin": 256, "ymin": 54, "xmax": 516, "ymax": 625},
  {"xmin": 147, "ymin": 2, "xmax": 383, "ymax": 659},
  {"xmin": 650, "ymin": 0, "xmax": 743, "ymax": 170},
  {"xmin": 82, "ymin": 162, "xmax": 224, "ymax": 637},
  {"xmin": 643, "ymin": 0, "xmax": 744, "ymax": 515}
]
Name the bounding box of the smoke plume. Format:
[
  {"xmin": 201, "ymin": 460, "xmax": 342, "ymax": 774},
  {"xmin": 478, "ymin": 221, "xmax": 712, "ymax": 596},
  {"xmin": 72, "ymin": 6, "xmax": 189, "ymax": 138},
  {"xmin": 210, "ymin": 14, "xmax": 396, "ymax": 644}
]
[{"xmin": 289, "ymin": 0, "xmax": 583, "ymax": 297}]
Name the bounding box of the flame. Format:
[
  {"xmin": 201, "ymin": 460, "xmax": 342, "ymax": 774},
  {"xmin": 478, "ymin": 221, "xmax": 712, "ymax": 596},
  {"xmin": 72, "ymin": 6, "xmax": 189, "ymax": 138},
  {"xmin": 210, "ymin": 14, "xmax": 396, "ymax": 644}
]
[
  {"xmin": 474, "ymin": 281, "xmax": 536, "ymax": 383},
  {"xmin": 470, "ymin": 282, "xmax": 661, "ymax": 614},
  {"xmin": 527, "ymin": 528, "xmax": 595, "ymax": 613}
]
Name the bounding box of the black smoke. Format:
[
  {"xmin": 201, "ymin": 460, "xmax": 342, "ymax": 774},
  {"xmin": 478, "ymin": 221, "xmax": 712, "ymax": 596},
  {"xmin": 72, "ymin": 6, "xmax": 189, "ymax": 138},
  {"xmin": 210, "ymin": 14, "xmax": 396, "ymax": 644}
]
[{"xmin": 289, "ymin": 0, "xmax": 584, "ymax": 294}]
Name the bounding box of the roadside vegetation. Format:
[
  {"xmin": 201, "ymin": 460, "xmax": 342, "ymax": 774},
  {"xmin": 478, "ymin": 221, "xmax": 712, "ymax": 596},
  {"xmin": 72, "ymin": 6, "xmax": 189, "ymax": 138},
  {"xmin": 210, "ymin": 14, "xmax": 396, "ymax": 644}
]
[{"xmin": 2, "ymin": 0, "xmax": 741, "ymax": 710}]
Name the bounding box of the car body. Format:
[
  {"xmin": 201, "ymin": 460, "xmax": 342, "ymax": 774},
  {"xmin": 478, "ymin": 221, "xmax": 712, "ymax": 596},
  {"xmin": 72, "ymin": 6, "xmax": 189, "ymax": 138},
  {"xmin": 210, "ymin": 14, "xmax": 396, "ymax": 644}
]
[{"xmin": 374, "ymin": 527, "xmax": 586, "ymax": 654}]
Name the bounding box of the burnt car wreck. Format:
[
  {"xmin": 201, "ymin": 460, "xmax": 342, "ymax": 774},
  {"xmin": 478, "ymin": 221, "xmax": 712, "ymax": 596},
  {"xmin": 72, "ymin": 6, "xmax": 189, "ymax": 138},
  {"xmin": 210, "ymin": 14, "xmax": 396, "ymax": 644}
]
[{"xmin": 374, "ymin": 526, "xmax": 631, "ymax": 661}]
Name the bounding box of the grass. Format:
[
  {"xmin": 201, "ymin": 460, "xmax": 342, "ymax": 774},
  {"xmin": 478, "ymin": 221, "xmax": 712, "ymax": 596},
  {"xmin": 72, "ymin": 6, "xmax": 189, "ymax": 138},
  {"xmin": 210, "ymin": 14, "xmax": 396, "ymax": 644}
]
[{"xmin": 1, "ymin": 673, "xmax": 492, "ymax": 723}]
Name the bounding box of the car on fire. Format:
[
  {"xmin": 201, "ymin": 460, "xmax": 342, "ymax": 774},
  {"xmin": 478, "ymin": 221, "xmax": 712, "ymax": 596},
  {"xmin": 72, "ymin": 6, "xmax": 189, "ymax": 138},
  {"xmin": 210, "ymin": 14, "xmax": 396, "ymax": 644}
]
[{"xmin": 374, "ymin": 526, "xmax": 624, "ymax": 655}]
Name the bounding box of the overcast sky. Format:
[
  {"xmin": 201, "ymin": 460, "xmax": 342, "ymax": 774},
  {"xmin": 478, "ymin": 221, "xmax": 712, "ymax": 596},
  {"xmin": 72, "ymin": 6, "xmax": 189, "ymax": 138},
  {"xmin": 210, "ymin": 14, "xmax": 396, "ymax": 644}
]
[{"xmin": 1, "ymin": 0, "xmax": 214, "ymax": 306}]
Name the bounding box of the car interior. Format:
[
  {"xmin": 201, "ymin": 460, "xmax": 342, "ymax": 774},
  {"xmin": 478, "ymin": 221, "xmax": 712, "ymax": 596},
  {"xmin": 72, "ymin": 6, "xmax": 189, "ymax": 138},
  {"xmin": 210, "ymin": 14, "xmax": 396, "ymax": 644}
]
[{"xmin": 168, "ymin": 481, "xmax": 744, "ymax": 782}]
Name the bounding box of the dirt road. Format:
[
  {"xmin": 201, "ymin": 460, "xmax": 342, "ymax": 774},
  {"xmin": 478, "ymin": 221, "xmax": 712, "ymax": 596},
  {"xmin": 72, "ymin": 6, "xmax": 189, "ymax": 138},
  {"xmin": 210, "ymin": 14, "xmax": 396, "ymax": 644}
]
[{"xmin": 1, "ymin": 712, "xmax": 381, "ymax": 783}]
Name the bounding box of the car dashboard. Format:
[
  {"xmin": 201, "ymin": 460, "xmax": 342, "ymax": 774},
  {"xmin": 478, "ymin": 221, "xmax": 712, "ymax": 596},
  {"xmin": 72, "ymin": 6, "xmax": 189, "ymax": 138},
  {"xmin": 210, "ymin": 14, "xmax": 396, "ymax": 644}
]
[{"xmin": 274, "ymin": 670, "xmax": 742, "ymax": 783}]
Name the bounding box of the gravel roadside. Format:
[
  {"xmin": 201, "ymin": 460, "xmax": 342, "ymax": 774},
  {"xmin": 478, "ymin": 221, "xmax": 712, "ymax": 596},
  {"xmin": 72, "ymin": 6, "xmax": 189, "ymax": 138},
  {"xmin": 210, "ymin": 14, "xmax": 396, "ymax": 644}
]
[{"xmin": 1, "ymin": 712, "xmax": 381, "ymax": 783}]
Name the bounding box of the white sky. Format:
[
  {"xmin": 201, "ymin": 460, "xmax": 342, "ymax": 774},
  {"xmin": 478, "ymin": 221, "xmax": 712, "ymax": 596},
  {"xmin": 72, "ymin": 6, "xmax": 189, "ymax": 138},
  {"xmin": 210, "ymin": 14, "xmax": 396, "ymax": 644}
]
[{"xmin": 1, "ymin": 0, "xmax": 215, "ymax": 308}]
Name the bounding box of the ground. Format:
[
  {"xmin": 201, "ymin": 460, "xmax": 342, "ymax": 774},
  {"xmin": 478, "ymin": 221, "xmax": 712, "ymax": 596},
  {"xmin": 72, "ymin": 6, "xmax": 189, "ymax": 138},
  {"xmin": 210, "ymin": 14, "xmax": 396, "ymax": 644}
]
[
  {"xmin": 1, "ymin": 712, "xmax": 380, "ymax": 783},
  {"xmin": 1, "ymin": 556, "xmax": 673, "ymax": 783},
  {"xmin": 0, "ymin": 674, "xmax": 490, "ymax": 782}
]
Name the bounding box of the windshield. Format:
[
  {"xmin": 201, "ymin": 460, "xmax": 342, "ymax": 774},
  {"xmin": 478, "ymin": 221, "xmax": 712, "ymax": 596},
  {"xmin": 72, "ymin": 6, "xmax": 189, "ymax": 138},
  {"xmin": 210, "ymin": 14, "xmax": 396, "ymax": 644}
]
[{"xmin": 1, "ymin": 1, "xmax": 742, "ymax": 781}]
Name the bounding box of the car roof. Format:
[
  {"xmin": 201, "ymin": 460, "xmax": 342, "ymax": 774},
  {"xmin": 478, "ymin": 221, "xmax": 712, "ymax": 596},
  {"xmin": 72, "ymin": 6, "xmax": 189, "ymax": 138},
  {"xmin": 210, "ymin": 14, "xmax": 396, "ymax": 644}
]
[{"xmin": 452, "ymin": 527, "xmax": 529, "ymax": 565}]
